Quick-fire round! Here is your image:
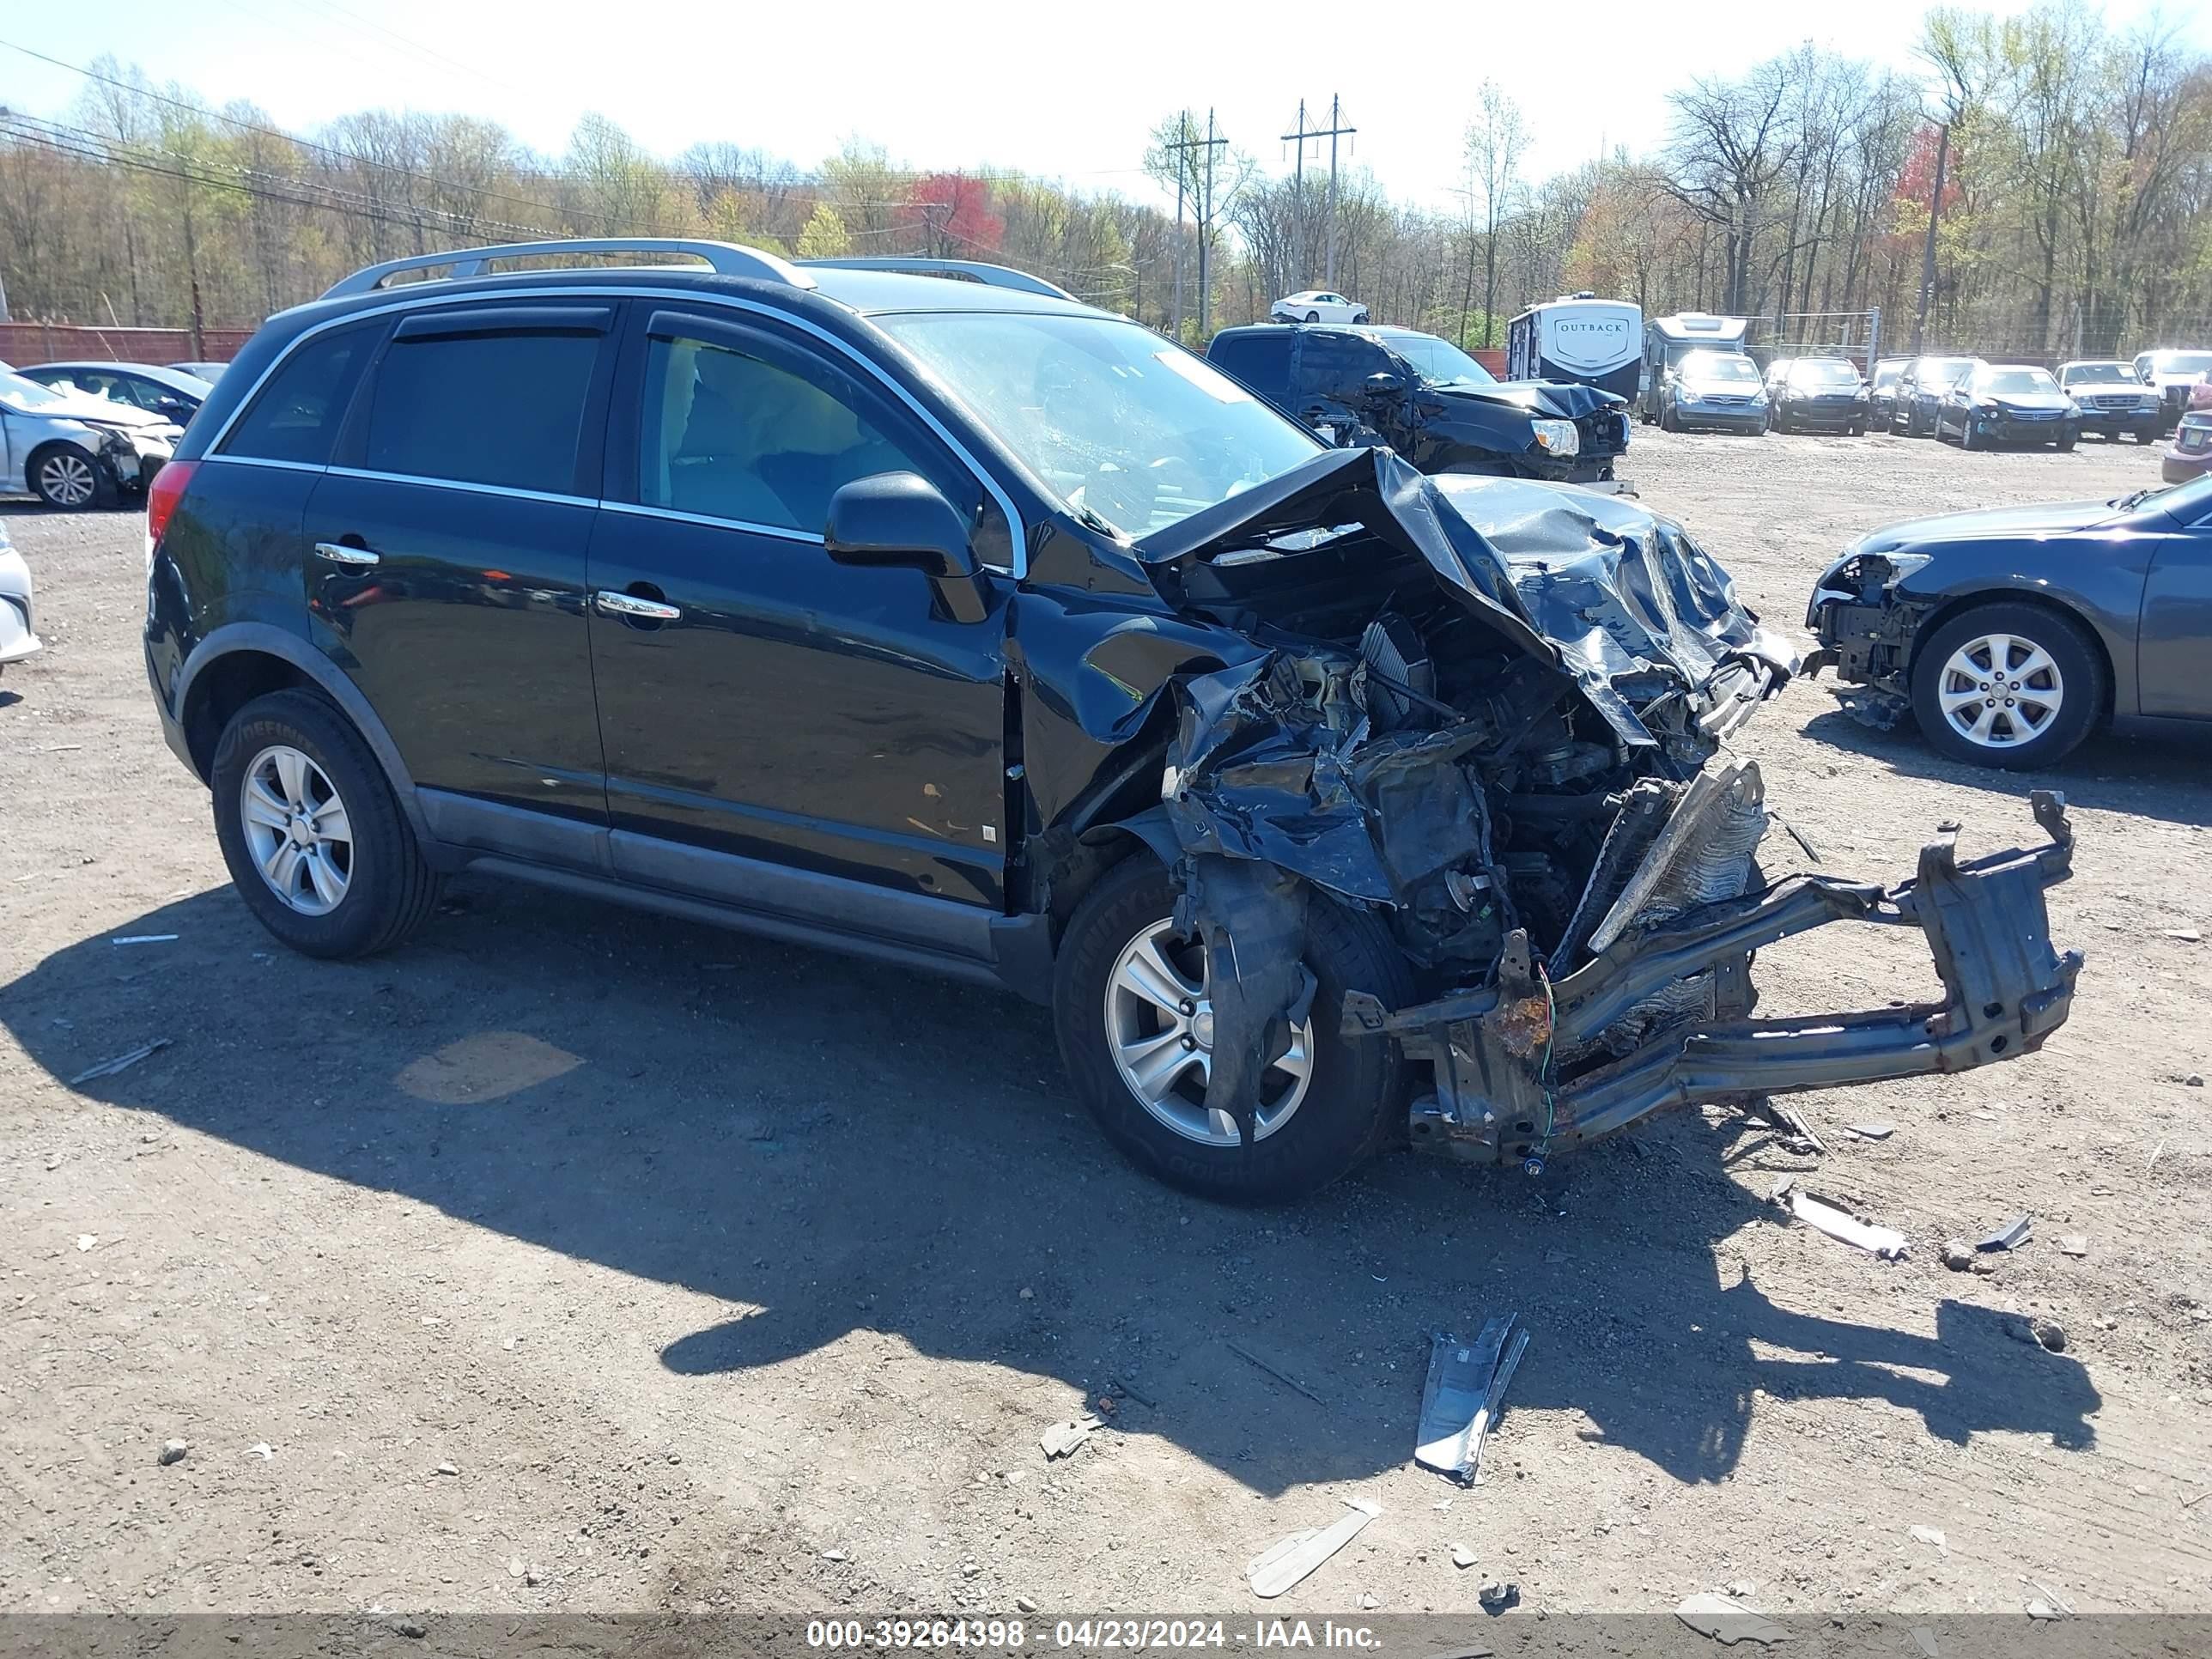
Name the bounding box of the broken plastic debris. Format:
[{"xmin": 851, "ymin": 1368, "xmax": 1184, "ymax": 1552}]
[
  {"xmin": 1038, "ymin": 1416, "xmax": 1098, "ymax": 1460},
  {"xmin": 1977, "ymin": 1214, "xmax": 2032, "ymax": 1252},
  {"xmin": 75, "ymin": 1235, "xmax": 96, "ymax": 1252},
  {"xmin": 1414, "ymin": 1316, "xmax": 1527, "ymax": 1483},
  {"xmin": 2057, "ymin": 1235, "xmax": 2087, "ymax": 1257},
  {"xmin": 1780, "ymin": 1183, "xmax": 1907, "ymax": 1259},
  {"xmin": 1246, "ymin": 1498, "xmax": 1379, "ymax": 1599},
  {"xmin": 1844, "ymin": 1121, "xmax": 1895, "ymax": 1140},
  {"xmin": 1910, "ymin": 1525, "xmax": 1947, "ymax": 1550},
  {"xmin": 1674, "ymin": 1592, "xmax": 1789, "ymax": 1645},
  {"xmin": 1911, "ymin": 1629, "xmax": 1939, "ymax": 1659}
]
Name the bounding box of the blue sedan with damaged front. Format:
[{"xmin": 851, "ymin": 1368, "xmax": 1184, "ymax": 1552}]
[{"xmin": 1806, "ymin": 471, "xmax": 2212, "ymax": 768}]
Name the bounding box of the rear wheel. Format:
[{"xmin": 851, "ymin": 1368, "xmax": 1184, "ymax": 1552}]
[
  {"xmin": 1305, "ymin": 310, "xmax": 1320, "ymax": 322},
  {"xmin": 211, "ymin": 689, "xmax": 441, "ymax": 957},
  {"xmin": 1054, "ymin": 857, "xmax": 1414, "ymax": 1204},
  {"xmin": 2055, "ymin": 434, "xmax": 2075, "ymax": 452},
  {"xmin": 1911, "ymin": 602, "xmax": 2103, "ymax": 769}
]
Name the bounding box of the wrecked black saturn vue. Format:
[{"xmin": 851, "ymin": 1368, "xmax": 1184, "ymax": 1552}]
[{"xmin": 147, "ymin": 244, "xmax": 2081, "ymax": 1205}]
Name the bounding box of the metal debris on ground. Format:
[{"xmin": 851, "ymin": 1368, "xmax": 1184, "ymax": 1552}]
[
  {"xmin": 1910, "ymin": 1525, "xmax": 1947, "ymax": 1550},
  {"xmin": 111, "ymin": 934, "xmax": 180, "ymax": 945},
  {"xmin": 1245, "ymin": 1498, "xmax": 1380, "ymax": 1599},
  {"xmin": 1844, "ymin": 1121, "xmax": 1895, "ymax": 1140},
  {"xmin": 67, "ymin": 1039, "xmax": 172, "ymax": 1085},
  {"xmin": 1477, "ymin": 1579, "xmax": 1516, "ymax": 1612},
  {"xmin": 1978, "ymin": 1215, "xmax": 2033, "ymax": 1252},
  {"xmin": 1413, "ymin": 1315, "xmax": 1528, "ymax": 1484},
  {"xmin": 1225, "ymin": 1340, "xmax": 1326, "ymax": 1406},
  {"xmin": 2164, "ymin": 928, "xmax": 2202, "ymax": 943},
  {"xmin": 1452, "ymin": 1544, "xmax": 1477, "ymax": 1570},
  {"xmin": 2027, "ymin": 1579, "xmax": 2075, "ymax": 1615},
  {"xmin": 2057, "ymin": 1235, "xmax": 2088, "ymax": 1257},
  {"xmin": 1674, "ymin": 1592, "xmax": 1789, "ymax": 1645},
  {"xmin": 1775, "ymin": 1181, "xmax": 1907, "ymax": 1259},
  {"xmin": 1038, "ymin": 1415, "xmax": 1099, "ymax": 1460},
  {"xmin": 75, "ymin": 1235, "xmax": 96, "ymax": 1252},
  {"xmin": 1911, "ymin": 1628, "xmax": 1940, "ymax": 1658}
]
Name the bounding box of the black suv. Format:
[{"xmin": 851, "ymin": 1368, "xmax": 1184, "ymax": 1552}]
[
  {"xmin": 147, "ymin": 239, "xmax": 2081, "ymax": 1202},
  {"xmin": 1207, "ymin": 323, "xmax": 1628, "ymax": 484}
]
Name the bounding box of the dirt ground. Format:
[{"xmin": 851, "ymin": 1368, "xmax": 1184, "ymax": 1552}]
[{"xmin": 3, "ymin": 426, "xmax": 2209, "ymax": 1630}]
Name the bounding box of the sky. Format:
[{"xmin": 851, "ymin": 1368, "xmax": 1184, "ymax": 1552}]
[{"xmin": 3, "ymin": 0, "xmax": 2206, "ymax": 221}]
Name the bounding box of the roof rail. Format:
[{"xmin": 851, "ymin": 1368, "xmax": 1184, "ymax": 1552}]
[
  {"xmin": 795, "ymin": 257, "xmax": 1079, "ymax": 303},
  {"xmin": 321, "ymin": 239, "xmax": 815, "ymax": 300}
]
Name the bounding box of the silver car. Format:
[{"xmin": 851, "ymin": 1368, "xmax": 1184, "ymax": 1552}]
[
  {"xmin": 0, "ymin": 365, "xmax": 181, "ymax": 510},
  {"xmin": 0, "ymin": 520, "xmax": 38, "ymax": 678}
]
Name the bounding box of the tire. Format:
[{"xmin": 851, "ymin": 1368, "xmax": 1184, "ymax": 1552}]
[
  {"xmin": 1053, "ymin": 856, "xmax": 1415, "ymax": 1204},
  {"xmin": 2055, "ymin": 435, "xmax": 2075, "ymax": 452},
  {"xmin": 28, "ymin": 443, "xmax": 112, "ymax": 511},
  {"xmin": 1910, "ymin": 601, "xmax": 2104, "ymax": 769},
  {"xmin": 1849, "ymin": 422, "xmax": 1866, "ymax": 436},
  {"xmin": 1305, "ymin": 310, "xmax": 1319, "ymax": 322},
  {"xmin": 1958, "ymin": 416, "xmax": 1976, "ymax": 450},
  {"xmin": 1661, "ymin": 404, "xmax": 1680, "ymax": 433},
  {"xmin": 210, "ymin": 688, "xmax": 441, "ymax": 958}
]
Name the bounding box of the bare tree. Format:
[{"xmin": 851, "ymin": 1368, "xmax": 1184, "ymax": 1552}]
[{"xmin": 1463, "ymin": 82, "xmax": 1529, "ymax": 348}]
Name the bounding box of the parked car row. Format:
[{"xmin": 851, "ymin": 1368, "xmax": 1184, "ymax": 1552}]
[{"xmin": 0, "ymin": 363, "xmax": 185, "ymax": 509}]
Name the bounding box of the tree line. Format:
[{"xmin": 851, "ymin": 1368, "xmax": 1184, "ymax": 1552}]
[{"xmin": 2, "ymin": 2, "xmax": 2207, "ymax": 364}]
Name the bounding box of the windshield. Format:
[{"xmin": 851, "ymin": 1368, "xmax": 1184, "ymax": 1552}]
[
  {"xmin": 0, "ymin": 370, "xmax": 70, "ymax": 412},
  {"xmin": 1682, "ymin": 352, "xmax": 1759, "ymax": 385},
  {"xmin": 2147, "ymin": 351, "xmax": 2212, "ymax": 376},
  {"xmin": 2065, "ymin": 363, "xmax": 2131, "ymax": 386},
  {"xmin": 1383, "ymin": 333, "xmax": 1498, "ymax": 387},
  {"xmin": 1977, "ymin": 368, "xmax": 2059, "ymax": 396},
  {"xmin": 1872, "ymin": 362, "xmax": 1905, "ymax": 388},
  {"xmin": 1788, "ymin": 360, "xmax": 1860, "ymax": 387},
  {"xmin": 876, "ymin": 312, "xmax": 1322, "ymax": 539}
]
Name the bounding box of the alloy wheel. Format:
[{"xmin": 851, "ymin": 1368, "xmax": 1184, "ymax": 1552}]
[
  {"xmin": 1103, "ymin": 918, "xmax": 1313, "ymax": 1146},
  {"xmin": 36, "ymin": 451, "xmax": 97, "ymax": 507},
  {"xmin": 1935, "ymin": 633, "xmax": 2064, "ymax": 750},
  {"xmin": 239, "ymin": 744, "xmax": 354, "ymax": 915}
]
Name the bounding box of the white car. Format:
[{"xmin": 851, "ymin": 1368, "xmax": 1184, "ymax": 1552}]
[
  {"xmin": 0, "ymin": 521, "xmax": 40, "ymax": 678},
  {"xmin": 0, "ymin": 365, "xmax": 180, "ymax": 510},
  {"xmin": 1271, "ymin": 289, "xmax": 1370, "ymax": 325}
]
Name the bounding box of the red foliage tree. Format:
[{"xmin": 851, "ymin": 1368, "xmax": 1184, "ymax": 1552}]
[{"xmin": 896, "ymin": 173, "xmax": 1005, "ymax": 258}]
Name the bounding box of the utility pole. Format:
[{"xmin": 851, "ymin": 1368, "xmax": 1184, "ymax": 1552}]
[
  {"xmin": 1281, "ymin": 100, "xmax": 1310, "ymax": 284},
  {"xmin": 1322, "ymin": 94, "xmax": 1353, "ymax": 289},
  {"xmin": 1163, "ymin": 110, "xmax": 1228, "ymax": 339}
]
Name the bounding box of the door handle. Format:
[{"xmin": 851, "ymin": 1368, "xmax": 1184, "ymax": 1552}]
[
  {"xmin": 594, "ymin": 588, "xmax": 682, "ymax": 623},
  {"xmin": 313, "ymin": 540, "xmax": 380, "ymax": 568}
]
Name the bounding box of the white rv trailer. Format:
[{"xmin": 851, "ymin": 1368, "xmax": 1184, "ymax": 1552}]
[{"xmin": 1505, "ymin": 293, "xmax": 1642, "ymax": 402}]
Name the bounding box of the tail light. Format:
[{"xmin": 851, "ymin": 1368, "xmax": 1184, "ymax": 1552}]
[{"xmin": 144, "ymin": 459, "xmax": 198, "ymax": 572}]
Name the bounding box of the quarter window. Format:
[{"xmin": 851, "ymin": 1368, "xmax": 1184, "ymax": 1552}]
[
  {"xmin": 362, "ymin": 331, "xmax": 599, "ymax": 494},
  {"xmin": 638, "ymin": 330, "xmax": 950, "ymax": 537},
  {"xmin": 222, "ymin": 325, "xmax": 376, "ymax": 466}
]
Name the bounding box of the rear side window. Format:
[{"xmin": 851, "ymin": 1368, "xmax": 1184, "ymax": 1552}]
[
  {"xmin": 362, "ymin": 331, "xmax": 599, "ymax": 494},
  {"xmin": 1207, "ymin": 334, "xmax": 1292, "ymax": 407},
  {"xmin": 222, "ymin": 325, "xmax": 375, "ymax": 465}
]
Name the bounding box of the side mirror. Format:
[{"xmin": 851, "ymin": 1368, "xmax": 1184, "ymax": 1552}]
[
  {"xmin": 155, "ymin": 397, "xmax": 192, "ymax": 424},
  {"xmin": 1364, "ymin": 370, "xmax": 1407, "ymax": 400},
  {"xmin": 824, "ymin": 471, "xmax": 988, "ymax": 624}
]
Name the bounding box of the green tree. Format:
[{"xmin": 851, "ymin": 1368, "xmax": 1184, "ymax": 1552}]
[{"xmin": 795, "ymin": 201, "xmax": 850, "ymax": 258}]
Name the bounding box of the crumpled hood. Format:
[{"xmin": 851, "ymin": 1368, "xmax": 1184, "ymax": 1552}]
[
  {"xmin": 1852, "ymin": 498, "xmax": 2117, "ymax": 555},
  {"xmin": 17, "ymin": 389, "xmax": 170, "ymax": 430},
  {"xmin": 1135, "ymin": 447, "xmax": 1792, "ymax": 747},
  {"xmin": 1431, "ymin": 378, "xmax": 1622, "ymax": 421}
]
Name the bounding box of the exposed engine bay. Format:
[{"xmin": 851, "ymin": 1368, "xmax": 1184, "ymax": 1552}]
[{"xmin": 1120, "ymin": 449, "xmax": 2082, "ymax": 1166}]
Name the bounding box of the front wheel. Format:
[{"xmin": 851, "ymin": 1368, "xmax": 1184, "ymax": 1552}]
[
  {"xmin": 1054, "ymin": 857, "xmax": 1414, "ymax": 1204},
  {"xmin": 29, "ymin": 444, "xmax": 112, "ymax": 511},
  {"xmin": 1910, "ymin": 602, "xmax": 2104, "ymax": 769},
  {"xmin": 1959, "ymin": 417, "xmax": 1977, "ymax": 450},
  {"xmin": 211, "ymin": 689, "xmax": 442, "ymax": 957},
  {"xmin": 2055, "ymin": 434, "xmax": 2075, "ymax": 452}
]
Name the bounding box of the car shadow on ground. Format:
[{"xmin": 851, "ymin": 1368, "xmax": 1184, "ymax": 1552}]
[
  {"xmin": 0, "ymin": 878, "xmax": 2102, "ymax": 1493},
  {"xmin": 1799, "ymin": 705, "xmax": 2212, "ymax": 830}
]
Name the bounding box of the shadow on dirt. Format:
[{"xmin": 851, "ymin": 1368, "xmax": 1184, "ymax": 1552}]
[
  {"xmin": 0, "ymin": 877, "xmax": 2103, "ymax": 1492},
  {"xmin": 1799, "ymin": 705, "xmax": 2212, "ymax": 830}
]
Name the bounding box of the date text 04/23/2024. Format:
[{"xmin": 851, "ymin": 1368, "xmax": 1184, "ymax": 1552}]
[{"xmin": 805, "ymin": 1620, "xmax": 1384, "ymax": 1650}]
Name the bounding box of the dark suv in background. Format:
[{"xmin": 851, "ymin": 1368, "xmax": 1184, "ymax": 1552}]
[
  {"xmin": 1206, "ymin": 322, "xmax": 1629, "ymax": 484},
  {"xmin": 144, "ymin": 239, "xmax": 2080, "ymax": 1201}
]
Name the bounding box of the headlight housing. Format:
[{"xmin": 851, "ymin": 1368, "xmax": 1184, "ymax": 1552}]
[{"xmin": 1531, "ymin": 418, "xmax": 1579, "ymax": 456}]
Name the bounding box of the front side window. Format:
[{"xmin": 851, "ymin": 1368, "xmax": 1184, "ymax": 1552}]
[
  {"xmin": 1297, "ymin": 332, "xmax": 1389, "ymax": 400},
  {"xmin": 362, "ymin": 331, "xmax": 598, "ymax": 493},
  {"xmin": 875, "ymin": 311, "xmax": 1321, "ymax": 539},
  {"xmin": 222, "ymin": 325, "xmax": 377, "ymax": 466},
  {"xmin": 639, "ymin": 331, "xmax": 955, "ymax": 536},
  {"xmin": 1386, "ymin": 333, "xmax": 1497, "ymax": 388}
]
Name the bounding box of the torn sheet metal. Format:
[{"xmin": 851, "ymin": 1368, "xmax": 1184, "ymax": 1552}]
[
  {"xmin": 1675, "ymin": 1593, "xmax": 1790, "ymax": 1646},
  {"xmin": 1414, "ymin": 1316, "xmax": 1528, "ymax": 1484},
  {"xmin": 1246, "ymin": 1498, "xmax": 1380, "ymax": 1599},
  {"xmin": 1136, "ymin": 446, "xmax": 1797, "ymax": 750}
]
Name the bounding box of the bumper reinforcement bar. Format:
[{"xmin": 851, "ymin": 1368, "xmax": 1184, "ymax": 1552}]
[{"xmin": 1346, "ymin": 792, "xmax": 2080, "ymax": 1168}]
